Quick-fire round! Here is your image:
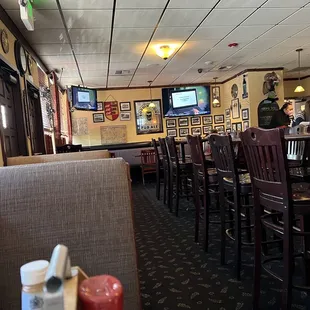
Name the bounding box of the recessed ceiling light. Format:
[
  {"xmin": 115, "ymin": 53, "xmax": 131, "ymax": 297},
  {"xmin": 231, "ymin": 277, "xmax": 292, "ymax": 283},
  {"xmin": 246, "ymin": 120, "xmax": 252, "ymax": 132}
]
[{"xmin": 204, "ymin": 61, "xmax": 213, "ymax": 65}]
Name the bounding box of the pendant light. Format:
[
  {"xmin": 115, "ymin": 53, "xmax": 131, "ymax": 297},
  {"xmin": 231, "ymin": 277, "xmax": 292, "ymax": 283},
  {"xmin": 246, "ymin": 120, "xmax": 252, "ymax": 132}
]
[
  {"xmin": 155, "ymin": 45, "xmax": 176, "ymax": 60},
  {"xmin": 294, "ymin": 48, "xmax": 305, "ymax": 93},
  {"xmin": 212, "ymin": 77, "xmax": 220, "ymax": 106},
  {"xmin": 148, "ymin": 81, "xmax": 156, "ymax": 108}
]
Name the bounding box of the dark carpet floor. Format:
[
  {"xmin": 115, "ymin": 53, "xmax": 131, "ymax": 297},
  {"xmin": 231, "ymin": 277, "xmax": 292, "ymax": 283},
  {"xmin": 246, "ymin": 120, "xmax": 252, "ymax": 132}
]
[{"xmin": 132, "ymin": 183, "xmax": 310, "ymax": 310}]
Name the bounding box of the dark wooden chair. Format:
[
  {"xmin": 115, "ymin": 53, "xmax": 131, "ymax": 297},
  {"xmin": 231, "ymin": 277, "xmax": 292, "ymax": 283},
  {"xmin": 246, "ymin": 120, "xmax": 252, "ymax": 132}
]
[
  {"xmin": 56, "ymin": 144, "xmax": 82, "ymax": 153},
  {"xmin": 158, "ymin": 138, "xmax": 170, "ymax": 208},
  {"xmin": 152, "ymin": 139, "xmax": 163, "ymax": 200},
  {"xmin": 186, "ymin": 135, "xmax": 218, "ymax": 251},
  {"xmin": 240, "ymin": 127, "xmax": 310, "ymax": 310},
  {"xmin": 165, "ymin": 137, "xmax": 192, "ymax": 216},
  {"xmin": 208, "ymin": 134, "xmax": 252, "ymax": 280},
  {"xmin": 140, "ymin": 149, "xmax": 156, "ymax": 185}
]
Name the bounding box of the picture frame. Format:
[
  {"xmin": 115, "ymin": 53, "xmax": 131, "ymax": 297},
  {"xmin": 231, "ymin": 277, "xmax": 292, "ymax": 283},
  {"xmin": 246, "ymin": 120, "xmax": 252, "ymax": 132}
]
[
  {"xmin": 191, "ymin": 127, "xmax": 201, "ymax": 135},
  {"xmin": 179, "ymin": 128, "xmax": 189, "ymax": 137},
  {"xmin": 120, "ymin": 102, "xmax": 131, "ymax": 111},
  {"xmin": 203, "ymin": 115, "xmax": 212, "ymax": 125},
  {"xmin": 231, "ymin": 98, "xmax": 240, "ymax": 119},
  {"xmin": 203, "ymin": 125, "xmax": 213, "ymax": 134},
  {"xmin": 211, "ymin": 86, "xmax": 221, "ymax": 107},
  {"xmin": 166, "ymin": 119, "xmax": 176, "ymax": 128},
  {"xmin": 134, "ymin": 99, "xmax": 163, "ymax": 135},
  {"xmin": 167, "ymin": 128, "xmax": 177, "ymax": 137},
  {"xmin": 226, "ymin": 119, "xmax": 231, "ymax": 129},
  {"xmin": 214, "ymin": 114, "xmax": 224, "ymax": 124},
  {"xmin": 191, "ymin": 116, "xmax": 201, "ymax": 126},
  {"xmin": 120, "ymin": 112, "xmax": 131, "ymax": 121},
  {"xmin": 225, "ymin": 108, "xmax": 231, "ymax": 118},
  {"xmin": 226, "ymin": 128, "xmax": 231, "ymax": 134},
  {"xmin": 232, "ymin": 123, "xmax": 237, "ymax": 132},
  {"xmin": 236, "ymin": 122, "xmax": 242, "ymax": 132},
  {"xmin": 214, "ymin": 125, "xmax": 225, "ymax": 133},
  {"xmin": 242, "ymin": 108, "xmax": 249, "ymax": 120},
  {"xmin": 97, "ymin": 101, "xmax": 103, "ymax": 111},
  {"xmin": 243, "ymin": 121, "xmax": 249, "ymax": 130},
  {"xmin": 93, "ymin": 113, "xmax": 105, "ymax": 123},
  {"xmin": 178, "ymin": 118, "xmax": 189, "ymax": 127}
]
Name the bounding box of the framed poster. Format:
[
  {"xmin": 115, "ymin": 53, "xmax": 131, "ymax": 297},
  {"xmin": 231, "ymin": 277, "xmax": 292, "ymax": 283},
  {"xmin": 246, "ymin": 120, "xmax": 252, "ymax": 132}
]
[
  {"xmin": 178, "ymin": 118, "xmax": 189, "ymax": 127},
  {"xmin": 214, "ymin": 114, "xmax": 224, "ymax": 124},
  {"xmin": 214, "ymin": 125, "xmax": 225, "ymax": 132},
  {"xmin": 243, "ymin": 121, "xmax": 249, "ymax": 130},
  {"xmin": 226, "ymin": 119, "xmax": 231, "ymax": 129},
  {"xmin": 191, "ymin": 127, "xmax": 201, "ymax": 135},
  {"xmin": 120, "ymin": 102, "xmax": 131, "ymax": 111},
  {"xmin": 242, "ymin": 108, "xmax": 249, "ymax": 120},
  {"xmin": 203, "ymin": 125, "xmax": 212, "ymax": 134},
  {"xmin": 231, "ymin": 98, "xmax": 240, "ymax": 119},
  {"xmin": 167, "ymin": 128, "xmax": 177, "ymax": 137},
  {"xmin": 225, "ymin": 108, "xmax": 231, "ymax": 118},
  {"xmin": 236, "ymin": 122, "xmax": 242, "ymax": 132},
  {"xmin": 134, "ymin": 99, "xmax": 163, "ymax": 135},
  {"xmin": 191, "ymin": 116, "xmax": 201, "ymax": 126},
  {"xmin": 203, "ymin": 115, "xmax": 212, "ymax": 125},
  {"xmin": 232, "ymin": 123, "xmax": 237, "ymax": 132},
  {"xmin": 179, "ymin": 128, "xmax": 189, "ymax": 137},
  {"xmin": 166, "ymin": 119, "xmax": 176, "ymax": 128},
  {"xmin": 120, "ymin": 112, "xmax": 131, "ymax": 121},
  {"xmin": 211, "ymin": 86, "xmax": 220, "ymax": 107},
  {"xmin": 97, "ymin": 101, "xmax": 103, "ymax": 111},
  {"xmin": 93, "ymin": 113, "xmax": 105, "ymax": 123}
]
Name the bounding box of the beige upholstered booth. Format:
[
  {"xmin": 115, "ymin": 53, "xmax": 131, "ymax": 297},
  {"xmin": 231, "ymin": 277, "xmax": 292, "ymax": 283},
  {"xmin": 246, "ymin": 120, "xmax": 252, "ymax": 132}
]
[
  {"xmin": 0, "ymin": 158, "xmax": 141, "ymax": 310},
  {"xmin": 6, "ymin": 150, "xmax": 111, "ymax": 166}
]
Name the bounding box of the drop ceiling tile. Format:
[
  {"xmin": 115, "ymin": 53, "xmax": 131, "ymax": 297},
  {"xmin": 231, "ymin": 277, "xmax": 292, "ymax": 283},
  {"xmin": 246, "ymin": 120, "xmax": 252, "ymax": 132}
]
[
  {"xmin": 110, "ymin": 53, "xmax": 143, "ymax": 62},
  {"xmin": 76, "ymin": 54, "xmax": 110, "ymax": 63},
  {"xmin": 130, "ymin": 74, "xmax": 160, "ymax": 83},
  {"xmin": 280, "ymin": 8, "xmax": 310, "ymax": 25},
  {"xmin": 110, "ymin": 62, "xmax": 140, "ymax": 70},
  {"xmin": 72, "ymin": 43, "xmax": 110, "ymax": 54},
  {"xmin": 222, "ymin": 25, "xmax": 273, "ymax": 41},
  {"xmin": 116, "ymin": 0, "xmax": 167, "ymax": 8},
  {"xmin": 200, "ymin": 49, "xmax": 239, "ymax": 62},
  {"xmin": 217, "ymin": 0, "xmax": 266, "ymax": 8},
  {"xmin": 34, "ymin": 44, "xmax": 72, "ymax": 56},
  {"xmin": 60, "ymin": 78, "xmax": 84, "ymax": 86},
  {"xmin": 172, "ymin": 74, "xmax": 198, "ymax": 85},
  {"xmin": 152, "ymin": 74, "xmax": 181, "ymax": 85},
  {"xmin": 62, "ymin": 0, "xmax": 114, "ymax": 9},
  {"xmin": 277, "ymin": 36, "xmax": 310, "ymax": 48},
  {"xmin": 245, "ymin": 37, "xmax": 284, "ymax": 50},
  {"xmin": 160, "ymin": 9, "xmax": 211, "ymax": 27},
  {"xmin": 129, "ymin": 80, "xmax": 149, "ymax": 87},
  {"xmin": 242, "ymin": 8, "xmax": 297, "ymax": 25},
  {"xmin": 153, "ymin": 27, "xmax": 196, "ymax": 41},
  {"xmin": 0, "ymin": 0, "xmax": 57, "ymax": 9},
  {"xmin": 112, "ymin": 42, "xmax": 148, "ymax": 54},
  {"xmin": 263, "ymin": 0, "xmax": 309, "ymax": 8},
  {"xmin": 113, "ymin": 28, "xmax": 154, "ymax": 41},
  {"xmin": 82, "ymin": 79, "xmax": 107, "ymax": 88},
  {"xmin": 62, "ymin": 69, "xmax": 80, "ymax": 78},
  {"xmin": 64, "ymin": 10, "xmax": 112, "ymax": 28},
  {"xmin": 294, "ymin": 26, "xmax": 310, "ymax": 37},
  {"xmin": 189, "ymin": 26, "xmax": 233, "ymax": 40},
  {"xmin": 136, "ymin": 64, "xmax": 163, "ymax": 75},
  {"xmin": 80, "ymin": 70, "xmax": 108, "ymax": 78},
  {"xmin": 40, "ymin": 55, "xmax": 76, "ymax": 65},
  {"xmin": 114, "ymin": 9, "xmax": 163, "ymax": 27},
  {"xmin": 201, "ymin": 8, "xmax": 256, "ymax": 26},
  {"xmin": 79, "ymin": 63, "xmax": 108, "ymax": 70},
  {"xmin": 168, "ymin": 0, "xmax": 219, "ymax": 9},
  {"xmin": 215, "ymin": 40, "xmax": 251, "ymax": 51},
  {"xmin": 262, "ymin": 25, "xmax": 308, "ymax": 38}
]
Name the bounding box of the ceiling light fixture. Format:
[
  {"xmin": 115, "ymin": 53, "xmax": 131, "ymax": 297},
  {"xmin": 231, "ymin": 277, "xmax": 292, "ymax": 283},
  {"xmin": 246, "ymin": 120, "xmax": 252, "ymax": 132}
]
[
  {"xmin": 294, "ymin": 48, "xmax": 305, "ymax": 93},
  {"xmin": 155, "ymin": 45, "xmax": 176, "ymax": 60},
  {"xmin": 212, "ymin": 77, "xmax": 220, "ymax": 106}
]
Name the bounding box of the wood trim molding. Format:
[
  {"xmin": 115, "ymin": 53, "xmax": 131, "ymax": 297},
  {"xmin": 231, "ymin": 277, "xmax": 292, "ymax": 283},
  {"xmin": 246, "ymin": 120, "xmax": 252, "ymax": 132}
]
[{"xmin": 283, "ymin": 75, "xmax": 310, "ymax": 81}]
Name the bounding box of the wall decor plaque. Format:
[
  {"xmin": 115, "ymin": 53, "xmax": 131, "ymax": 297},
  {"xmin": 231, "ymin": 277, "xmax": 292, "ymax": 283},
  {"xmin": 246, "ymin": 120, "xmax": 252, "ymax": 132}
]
[
  {"xmin": 100, "ymin": 125, "xmax": 127, "ymax": 144},
  {"xmin": 1, "ymin": 29, "xmax": 9, "ymax": 54},
  {"xmin": 104, "ymin": 101, "xmax": 119, "ymax": 121}
]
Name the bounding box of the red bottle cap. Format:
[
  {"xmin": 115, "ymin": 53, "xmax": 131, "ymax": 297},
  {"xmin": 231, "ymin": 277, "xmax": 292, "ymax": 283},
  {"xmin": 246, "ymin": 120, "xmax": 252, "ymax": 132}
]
[{"xmin": 79, "ymin": 275, "xmax": 123, "ymax": 310}]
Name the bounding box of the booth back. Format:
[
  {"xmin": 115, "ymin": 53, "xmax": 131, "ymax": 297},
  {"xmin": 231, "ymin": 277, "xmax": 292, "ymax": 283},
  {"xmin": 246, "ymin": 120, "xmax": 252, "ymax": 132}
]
[{"xmin": 0, "ymin": 158, "xmax": 140, "ymax": 310}]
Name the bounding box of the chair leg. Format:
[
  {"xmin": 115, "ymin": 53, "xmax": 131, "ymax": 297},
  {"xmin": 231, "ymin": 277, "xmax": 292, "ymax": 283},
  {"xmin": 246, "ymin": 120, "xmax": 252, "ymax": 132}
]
[
  {"xmin": 234, "ymin": 188, "xmax": 242, "ymax": 280},
  {"xmin": 281, "ymin": 210, "xmax": 293, "ymax": 310},
  {"xmin": 142, "ymin": 169, "xmax": 145, "ymax": 185},
  {"xmin": 168, "ymin": 167, "xmax": 173, "ymax": 213},
  {"xmin": 193, "ymin": 178, "xmax": 200, "ymax": 243},
  {"xmin": 203, "ymin": 185, "xmax": 210, "ymax": 252},
  {"xmin": 300, "ymin": 215, "xmax": 310, "ymax": 286},
  {"xmin": 163, "ymin": 169, "xmax": 167, "ymax": 205},
  {"xmin": 156, "ymin": 166, "xmax": 160, "ymax": 200},
  {"xmin": 175, "ymin": 169, "xmax": 180, "ymax": 217},
  {"xmin": 253, "ymin": 197, "xmax": 262, "ymax": 310},
  {"xmin": 244, "ymin": 195, "xmax": 252, "ymax": 243},
  {"xmin": 219, "ymin": 183, "xmax": 226, "ymax": 265}
]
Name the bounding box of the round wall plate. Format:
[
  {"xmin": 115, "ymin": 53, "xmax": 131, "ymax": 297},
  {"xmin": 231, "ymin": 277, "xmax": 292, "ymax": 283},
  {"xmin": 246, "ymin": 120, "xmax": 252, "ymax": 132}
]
[
  {"xmin": 27, "ymin": 54, "xmax": 33, "ymax": 76},
  {"xmin": 231, "ymin": 83, "xmax": 238, "ymax": 98},
  {"xmin": 1, "ymin": 29, "xmax": 9, "ymax": 54},
  {"xmin": 14, "ymin": 40, "xmax": 27, "ymax": 76}
]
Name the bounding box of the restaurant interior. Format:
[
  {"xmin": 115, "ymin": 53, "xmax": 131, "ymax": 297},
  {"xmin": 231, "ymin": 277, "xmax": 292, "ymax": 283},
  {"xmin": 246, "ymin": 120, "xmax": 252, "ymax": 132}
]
[{"xmin": 1, "ymin": 0, "xmax": 310, "ymax": 309}]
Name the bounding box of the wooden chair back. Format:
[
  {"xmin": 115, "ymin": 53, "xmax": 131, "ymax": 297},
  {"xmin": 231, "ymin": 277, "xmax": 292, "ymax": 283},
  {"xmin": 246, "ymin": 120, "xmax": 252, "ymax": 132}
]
[
  {"xmin": 151, "ymin": 139, "xmax": 161, "ymax": 165},
  {"xmin": 165, "ymin": 136, "xmax": 179, "ymax": 167},
  {"xmin": 140, "ymin": 149, "xmax": 156, "ymax": 166},
  {"xmin": 187, "ymin": 135, "xmax": 207, "ymax": 179}
]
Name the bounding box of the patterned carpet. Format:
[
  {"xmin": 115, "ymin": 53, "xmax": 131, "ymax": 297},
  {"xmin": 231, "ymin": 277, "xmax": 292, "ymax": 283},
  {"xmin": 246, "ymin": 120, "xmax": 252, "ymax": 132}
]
[{"xmin": 132, "ymin": 184, "xmax": 310, "ymax": 310}]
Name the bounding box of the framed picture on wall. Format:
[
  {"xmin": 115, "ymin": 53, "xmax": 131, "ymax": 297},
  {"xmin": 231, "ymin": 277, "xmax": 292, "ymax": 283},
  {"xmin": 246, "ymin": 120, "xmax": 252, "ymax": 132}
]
[
  {"xmin": 191, "ymin": 116, "xmax": 201, "ymax": 126},
  {"xmin": 225, "ymin": 108, "xmax": 231, "ymax": 118},
  {"xmin": 179, "ymin": 128, "xmax": 189, "ymax": 137},
  {"xmin": 236, "ymin": 122, "xmax": 242, "ymax": 132},
  {"xmin": 212, "ymin": 86, "xmax": 221, "ymax": 107},
  {"xmin": 93, "ymin": 113, "xmax": 105, "ymax": 123},
  {"xmin": 167, "ymin": 129, "xmax": 177, "ymax": 137},
  {"xmin": 243, "ymin": 121, "xmax": 249, "ymax": 130},
  {"xmin": 97, "ymin": 101, "xmax": 103, "ymax": 111},
  {"xmin": 203, "ymin": 125, "xmax": 212, "ymax": 134},
  {"xmin": 232, "ymin": 123, "xmax": 237, "ymax": 132},
  {"xmin": 214, "ymin": 114, "xmax": 224, "ymax": 124},
  {"xmin": 191, "ymin": 127, "xmax": 201, "ymax": 135},
  {"xmin": 178, "ymin": 118, "xmax": 188, "ymax": 127},
  {"xmin": 214, "ymin": 125, "xmax": 225, "ymax": 133},
  {"xmin": 134, "ymin": 99, "xmax": 163, "ymax": 135},
  {"xmin": 242, "ymin": 108, "xmax": 249, "ymax": 120},
  {"xmin": 203, "ymin": 115, "xmax": 212, "ymax": 125},
  {"xmin": 166, "ymin": 119, "xmax": 176, "ymax": 128},
  {"xmin": 120, "ymin": 112, "xmax": 131, "ymax": 121},
  {"xmin": 120, "ymin": 102, "xmax": 131, "ymax": 111},
  {"xmin": 231, "ymin": 98, "xmax": 240, "ymax": 119},
  {"xmin": 226, "ymin": 119, "xmax": 231, "ymax": 129}
]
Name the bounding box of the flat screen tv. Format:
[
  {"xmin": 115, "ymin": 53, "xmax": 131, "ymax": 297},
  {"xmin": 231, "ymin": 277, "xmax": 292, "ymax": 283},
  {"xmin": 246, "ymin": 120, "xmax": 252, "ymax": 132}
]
[
  {"xmin": 71, "ymin": 86, "xmax": 97, "ymax": 111},
  {"xmin": 163, "ymin": 86, "xmax": 210, "ymax": 117}
]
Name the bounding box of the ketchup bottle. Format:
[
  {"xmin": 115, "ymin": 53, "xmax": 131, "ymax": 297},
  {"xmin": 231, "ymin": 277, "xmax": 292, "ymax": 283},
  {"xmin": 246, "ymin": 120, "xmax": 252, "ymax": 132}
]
[{"xmin": 79, "ymin": 275, "xmax": 123, "ymax": 310}]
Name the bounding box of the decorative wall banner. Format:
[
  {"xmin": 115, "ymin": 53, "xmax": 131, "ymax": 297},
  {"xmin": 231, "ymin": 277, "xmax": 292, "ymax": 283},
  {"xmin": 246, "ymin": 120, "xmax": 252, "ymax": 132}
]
[
  {"xmin": 104, "ymin": 101, "xmax": 119, "ymax": 121},
  {"xmin": 134, "ymin": 99, "xmax": 163, "ymax": 135},
  {"xmin": 100, "ymin": 125, "xmax": 127, "ymax": 144},
  {"xmin": 72, "ymin": 117, "xmax": 88, "ymax": 136}
]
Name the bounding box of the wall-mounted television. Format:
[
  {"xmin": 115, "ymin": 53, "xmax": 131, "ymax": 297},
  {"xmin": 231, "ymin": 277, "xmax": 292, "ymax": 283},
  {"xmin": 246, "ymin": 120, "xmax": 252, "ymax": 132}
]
[
  {"xmin": 71, "ymin": 86, "xmax": 97, "ymax": 111},
  {"xmin": 163, "ymin": 86, "xmax": 210, "ymax": 117}
]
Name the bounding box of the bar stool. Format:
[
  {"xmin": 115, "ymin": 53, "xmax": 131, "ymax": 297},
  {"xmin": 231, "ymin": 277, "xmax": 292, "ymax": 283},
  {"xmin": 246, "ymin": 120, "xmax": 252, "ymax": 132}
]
[
  {"xmin": 240, "ymin": 127, "xmax": 310, "ymax": 310},
  {"xmin": 209, "ymin": 134, "xmax": 253, "ymax": 280},
  {"xmin": 165, "ymin": 136, "xmax": 192, "ymax": 216},
  {"xmin": 152, "ymin": 139, "xmax": 163, "ymax": 200},
  {"xmin": 186, "ymin": 135, "xmax": 218, "ymax": 251}
]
